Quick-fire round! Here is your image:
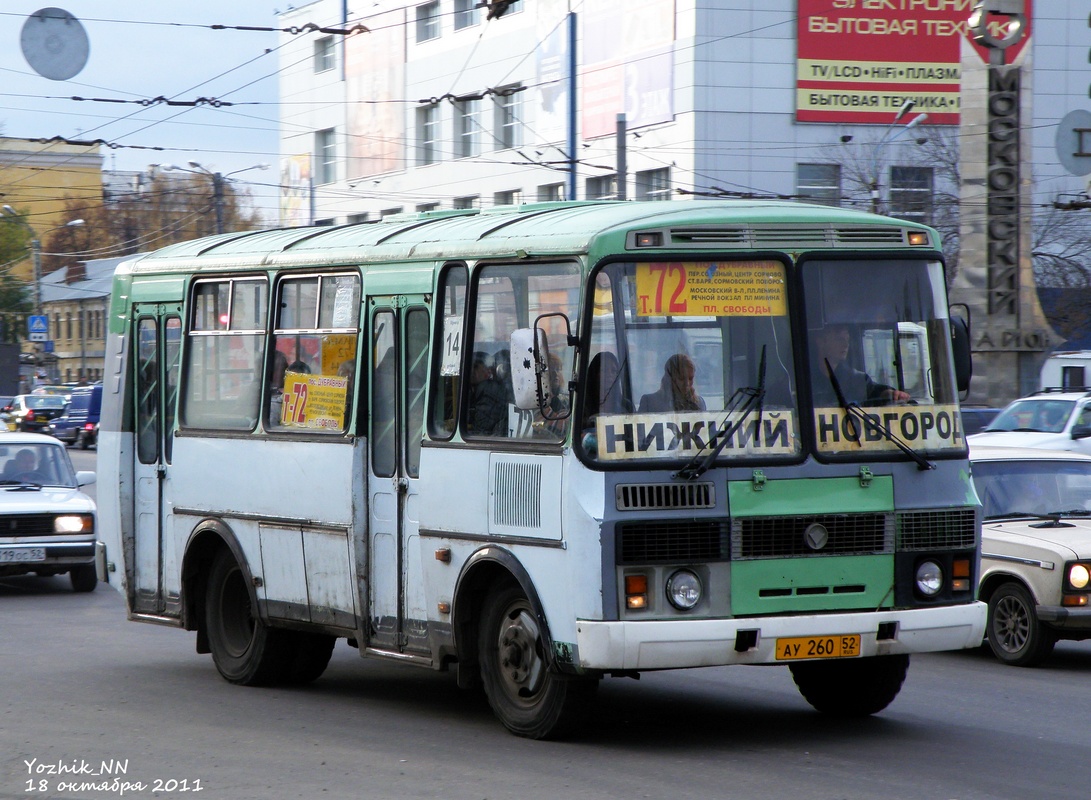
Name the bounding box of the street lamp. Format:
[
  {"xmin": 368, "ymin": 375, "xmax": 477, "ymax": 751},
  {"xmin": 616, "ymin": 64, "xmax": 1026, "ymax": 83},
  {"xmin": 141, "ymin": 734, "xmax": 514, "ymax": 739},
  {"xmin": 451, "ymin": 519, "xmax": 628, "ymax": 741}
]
[
  {"xmin": 162, "ymin": 162, "xmax": 269, "ymax": 235},
  {"xmin": 870, "ymin": 101, "xmax": 929, "ymax": 214}
]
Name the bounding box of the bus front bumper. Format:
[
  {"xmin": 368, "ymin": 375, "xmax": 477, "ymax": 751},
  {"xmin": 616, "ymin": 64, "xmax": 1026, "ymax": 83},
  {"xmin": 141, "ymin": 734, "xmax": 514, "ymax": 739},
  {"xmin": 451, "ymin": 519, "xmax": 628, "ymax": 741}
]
[{"xmin": 574, "ymin": 602, "xmax": 987, "ymax": 671}]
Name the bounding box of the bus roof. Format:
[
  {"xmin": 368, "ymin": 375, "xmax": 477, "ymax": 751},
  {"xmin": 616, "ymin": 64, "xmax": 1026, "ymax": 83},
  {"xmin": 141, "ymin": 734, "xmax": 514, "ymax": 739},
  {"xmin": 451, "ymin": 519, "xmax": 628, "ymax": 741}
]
[{"xmin": 116, "ymin": 199, "xmax": 938, "ymax": 276}]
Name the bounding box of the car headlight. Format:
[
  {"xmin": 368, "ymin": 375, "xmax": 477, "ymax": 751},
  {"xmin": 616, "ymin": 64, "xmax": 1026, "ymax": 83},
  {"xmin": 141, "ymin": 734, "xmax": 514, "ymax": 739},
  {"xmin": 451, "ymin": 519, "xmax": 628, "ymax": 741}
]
[
  {"xmin": 1068, "ymin": 563, "xmax": 1091, "ymax": 590},
  {"xmin": 665, "ymin": 569, "xmax": 702, "ymax": 610},
  {"xmin": 915, "ymin": 560, "xmax": 944, "ymax": 597},
  {"xmin": 54, "ymin": 514, "xmax": 94, "ymax": 533}
]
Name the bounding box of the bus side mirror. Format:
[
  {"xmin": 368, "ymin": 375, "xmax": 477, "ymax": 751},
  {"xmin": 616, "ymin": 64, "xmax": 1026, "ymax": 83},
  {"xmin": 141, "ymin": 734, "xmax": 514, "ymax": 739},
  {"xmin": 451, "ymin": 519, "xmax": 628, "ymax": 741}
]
[
  {"xmin": 950, "ymin": 313, "xmax": 972, "ymax": 393},
  {"xmin": 510, "ymin": 327, "xmax": 551, "ymax": 411}
]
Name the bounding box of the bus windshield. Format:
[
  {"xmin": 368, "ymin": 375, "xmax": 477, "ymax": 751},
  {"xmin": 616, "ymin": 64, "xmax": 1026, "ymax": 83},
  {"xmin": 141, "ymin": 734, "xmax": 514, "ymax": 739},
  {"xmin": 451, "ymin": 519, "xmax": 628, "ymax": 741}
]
[{"xmin": 579, "ymin": 259, "xmax": 800, "ymax": 465}]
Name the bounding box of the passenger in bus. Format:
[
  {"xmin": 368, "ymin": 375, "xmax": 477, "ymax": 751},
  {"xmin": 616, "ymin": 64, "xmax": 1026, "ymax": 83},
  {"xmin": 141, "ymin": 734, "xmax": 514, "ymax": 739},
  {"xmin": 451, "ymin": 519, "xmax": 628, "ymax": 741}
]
[
  {"xmin": 468, "ymin": 351, "xmax": 508, "ymax": 436},
  {"xmin": 638, "ymin": 353, "xmax": 706, "ymax": 413},
  {"xmin": 492, "ymin": 349, "xmax": 515, "ymax": 404},
  {"xmin": 812, "ymin": 324, "xmax": 910, "ymax": 406},
  {"xmin": 584, "ymin": 352, "xmax": 632, "ymax": 424}
]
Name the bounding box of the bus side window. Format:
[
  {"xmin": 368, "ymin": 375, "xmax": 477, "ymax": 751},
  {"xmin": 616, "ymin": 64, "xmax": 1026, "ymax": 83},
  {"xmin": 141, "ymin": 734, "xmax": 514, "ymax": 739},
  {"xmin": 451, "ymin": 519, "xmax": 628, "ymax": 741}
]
[
  {"xmin": 429, "ymin": 264, "xmax": 467, "ymax": 439},
  {"xmin": 266, "ymin": 273, "xmax": 360, "ymax": 434}
]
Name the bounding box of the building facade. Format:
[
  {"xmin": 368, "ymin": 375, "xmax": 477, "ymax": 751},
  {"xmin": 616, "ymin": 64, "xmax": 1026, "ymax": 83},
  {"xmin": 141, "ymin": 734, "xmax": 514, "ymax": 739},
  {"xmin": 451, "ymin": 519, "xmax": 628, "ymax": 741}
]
[
  {"xmin": 277, "ymin": 1, "xmax": 1090, "ymax": 403},
  {"xmin": 39, "ymin": 256, "xmax": 123, "ymax": 385}
]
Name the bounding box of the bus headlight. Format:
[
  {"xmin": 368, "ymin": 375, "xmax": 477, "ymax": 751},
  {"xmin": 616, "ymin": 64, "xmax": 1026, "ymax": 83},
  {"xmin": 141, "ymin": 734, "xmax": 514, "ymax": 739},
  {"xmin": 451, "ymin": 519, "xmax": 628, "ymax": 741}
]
[
  {"xmin": 666, "ymin": 569, "xmax": 702, "ymax": 610},
  {"xmin": 1068, "ymin": 563, "xmax": 1091, "ymax": 590},
  {"xmin": 915, "ymin": 560, "xmax": 944, "ymax": 597}
]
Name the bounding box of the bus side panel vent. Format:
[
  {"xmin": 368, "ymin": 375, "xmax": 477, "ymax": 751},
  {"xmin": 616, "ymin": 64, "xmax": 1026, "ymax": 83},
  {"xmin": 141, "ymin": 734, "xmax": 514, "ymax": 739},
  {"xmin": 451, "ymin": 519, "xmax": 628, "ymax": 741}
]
[
  {"xmin": 615, "ymin": 482, "xmax": 715, "ymax": 511},
  {"xmin": 491, "ymin": 461, "xmax": 543, "ymax": 529}
]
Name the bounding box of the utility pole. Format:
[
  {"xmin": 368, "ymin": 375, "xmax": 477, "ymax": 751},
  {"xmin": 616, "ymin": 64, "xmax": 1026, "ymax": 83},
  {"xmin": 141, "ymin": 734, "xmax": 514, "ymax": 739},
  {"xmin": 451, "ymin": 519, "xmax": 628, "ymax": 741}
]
[
  {"xmin": 31, "ymin": 237, "xmax": 42, "ymax": 314},
  {"xmin": 212, "ymin": 171, "xmax": 225, "ymax": 235},
  {"xmin": 616, "ymin": 113, "xmax": 627, "ymax": 201}
]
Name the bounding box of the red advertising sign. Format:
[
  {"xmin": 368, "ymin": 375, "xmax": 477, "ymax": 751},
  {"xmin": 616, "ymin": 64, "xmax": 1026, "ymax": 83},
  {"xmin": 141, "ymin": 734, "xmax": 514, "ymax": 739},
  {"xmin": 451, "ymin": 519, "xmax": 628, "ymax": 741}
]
[{"xmin": 797, "ymin": 0, "xmax": 1032, "ymax": 125}]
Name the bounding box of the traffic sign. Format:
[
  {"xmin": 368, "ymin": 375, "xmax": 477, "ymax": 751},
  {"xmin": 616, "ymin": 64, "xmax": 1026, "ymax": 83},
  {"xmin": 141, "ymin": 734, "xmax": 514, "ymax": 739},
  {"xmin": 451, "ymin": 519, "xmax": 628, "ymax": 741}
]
[{"xmin": 27, "ymin": 315, "xmax": 48, "ymax": 343}]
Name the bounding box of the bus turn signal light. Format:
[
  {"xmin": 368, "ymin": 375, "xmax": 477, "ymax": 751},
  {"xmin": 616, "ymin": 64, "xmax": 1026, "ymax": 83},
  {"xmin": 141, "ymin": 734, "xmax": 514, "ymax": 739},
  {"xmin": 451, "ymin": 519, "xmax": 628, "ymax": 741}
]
[{"xmin": 625, "ymin": 574, "xmax": 648, "ymax": 610}]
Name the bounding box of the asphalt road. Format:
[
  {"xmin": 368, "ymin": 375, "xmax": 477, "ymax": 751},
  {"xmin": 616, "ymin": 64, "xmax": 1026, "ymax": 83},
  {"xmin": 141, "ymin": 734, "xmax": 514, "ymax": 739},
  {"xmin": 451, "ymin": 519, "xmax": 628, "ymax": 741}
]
[{"xmin": 2, "ymin": 448, "xmax": 1089, "ymax": 800}]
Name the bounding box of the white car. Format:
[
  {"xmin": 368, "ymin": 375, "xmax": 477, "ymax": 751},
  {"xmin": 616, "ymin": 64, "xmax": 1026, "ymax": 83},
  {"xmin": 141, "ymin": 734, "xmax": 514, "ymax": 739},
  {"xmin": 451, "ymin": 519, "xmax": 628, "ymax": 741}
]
[
  {"xmin": 0, "ymin": 433, "xmax": 98, "ymax": 592},
  {"xmin": 970, "ymin": 445, "xmax": 1091, "ymax": 665},
  {"xmin": 968, "ymin": 391, "xmax": 1091, "ymax": 454}
]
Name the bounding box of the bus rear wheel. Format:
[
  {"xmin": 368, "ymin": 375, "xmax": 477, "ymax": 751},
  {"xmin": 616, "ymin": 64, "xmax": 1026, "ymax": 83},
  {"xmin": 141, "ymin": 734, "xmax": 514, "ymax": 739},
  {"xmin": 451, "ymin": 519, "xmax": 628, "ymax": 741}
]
[
  {"xmin": 478, "ymin": 583, "xmax": 595, "ymax": 739},
  {"xmin": 790, "ymin": 654, "xmax": 909, "ymax": 716},
  {"xmin": 205, "ymin": 550, "xmax": 290, "ymax": 686},
  {"xmin": 284, "ymin": 632, "xmax": 336, "ymax": 684}
]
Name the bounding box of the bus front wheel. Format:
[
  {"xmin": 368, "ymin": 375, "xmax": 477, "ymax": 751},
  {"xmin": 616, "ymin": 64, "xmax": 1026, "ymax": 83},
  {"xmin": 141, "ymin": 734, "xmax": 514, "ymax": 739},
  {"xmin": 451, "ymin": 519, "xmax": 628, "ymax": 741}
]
[
  {"xmin": 790, "ymin": 654, "xmax": 909, "ymax": 716},
  {"xmin": 478, "ymin": 583, "xmax": 595, "ymax": 739},
  {"xmin": 205, "ymin": 550, "xmax": 290, "ymax": 686}
]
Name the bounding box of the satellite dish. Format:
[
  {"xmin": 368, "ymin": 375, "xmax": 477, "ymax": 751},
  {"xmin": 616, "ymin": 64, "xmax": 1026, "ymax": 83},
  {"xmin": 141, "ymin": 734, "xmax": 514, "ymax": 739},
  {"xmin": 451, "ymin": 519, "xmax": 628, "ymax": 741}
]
[{"xmin": 20, "ymin": 8, "xmax": 90, "ymax": 81}]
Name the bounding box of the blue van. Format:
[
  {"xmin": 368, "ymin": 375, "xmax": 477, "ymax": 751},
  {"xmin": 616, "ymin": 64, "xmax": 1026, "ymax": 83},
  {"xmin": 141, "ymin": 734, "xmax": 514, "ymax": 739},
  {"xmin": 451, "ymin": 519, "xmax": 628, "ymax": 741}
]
[{"xmin": 52, "ymin": 384, "xmax": 102, "ymax": 449}]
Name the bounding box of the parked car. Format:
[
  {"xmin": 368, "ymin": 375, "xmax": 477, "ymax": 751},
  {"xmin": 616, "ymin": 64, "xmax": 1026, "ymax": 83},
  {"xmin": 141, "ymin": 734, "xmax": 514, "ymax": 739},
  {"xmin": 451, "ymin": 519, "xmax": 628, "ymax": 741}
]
[
  {"xmin": 970, "ymin": 445, "xmax": 1091, "ymax": 665},
  {"xmin": 51, "ymin": 385, "xmax": 102, "ymax": 449},
  {"xmin": 0, "ymin": 433, "xmax": 98, "ymax": 592},
  {"xmin": 968, "ymin": 390, "xmax": 1091, "ymax": 454},
  {"xmin": 1, "ymin": 394, "xmax": 68, "ymax": 433},
  {"xmin": 0, "ymin": 396, "xmax": 14, "ymax": 431}
]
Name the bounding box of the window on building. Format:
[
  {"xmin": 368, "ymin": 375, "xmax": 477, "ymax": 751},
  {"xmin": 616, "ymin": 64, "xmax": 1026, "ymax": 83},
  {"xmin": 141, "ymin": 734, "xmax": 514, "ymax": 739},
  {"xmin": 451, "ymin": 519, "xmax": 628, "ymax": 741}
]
[
  {"xmin": 889, "ymin": 166, "xmax": 934, "ymax": 224},
  {"xmin": 453, "ymin": 196, "xmax": 479, "ymax": 209},
  {"xmin": 498, "ymin": 0, "xmax": 523, "ymax": 15},
  {"xmin": 347, "ymin": 213, "xmax": 370, "ymax": 224},
  {"xmin": 635, "ymin": 168, "xmax": 670, "ymax": 201},
  {"xmin": 417, "ymin": 104, "xmax": 440, "ymax": 166},
  {"xmin": 314, "ymin": 36, "xmax": 336, "ymax": 73},
  {"xmin": 416, "ymin": 1, "xmax": 440, "ymax": 42},
  {"xmin": 314, "ymin": 218, "xmax": 336, "ymax": 226},
  {"xmin": 796, "ymin": 163, "xmax": 841, "ymax": 206},
  {"xmin": 416, "ymin": 202, "xmax": 440, "ymax": 212},
  {"xmin": 315, "ymin": 128, "xmax": 337, "ymax": 185},
  {"xmin": 494, "ymin": 189, "xmax": 522, "ymax": 206},
  {"xmin": 381, "ymin": 207, "xmax": 404, "ymax": 218},
  {"xmin": 455, "ymin": 0, "xmax": 480, "ymax": 30},
  {"xmin": 66, "ymin": 313, "xmax": 73, "ymax": 341},
  {"xmin": 456, "ymin": 98, "xmax": 482, "ymax": 158},
  {"xmin": 587, "ymin": 174, "xmax": 618, "ymax": 200},
  {"xmin": 538, "ymin": 183, "xmax": 565, "ymax": 201},
  {"xmin": 494, "ymin": 87, "xmax": 522, "ymax": 150}
]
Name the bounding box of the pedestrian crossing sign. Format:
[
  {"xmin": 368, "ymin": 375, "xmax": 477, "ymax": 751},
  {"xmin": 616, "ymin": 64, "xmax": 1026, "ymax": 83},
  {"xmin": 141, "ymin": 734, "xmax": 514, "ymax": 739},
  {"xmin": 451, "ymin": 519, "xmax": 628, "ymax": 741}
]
[{"xmin": 28, "ymin": 314, "xmax": 48, "ymax": 342}]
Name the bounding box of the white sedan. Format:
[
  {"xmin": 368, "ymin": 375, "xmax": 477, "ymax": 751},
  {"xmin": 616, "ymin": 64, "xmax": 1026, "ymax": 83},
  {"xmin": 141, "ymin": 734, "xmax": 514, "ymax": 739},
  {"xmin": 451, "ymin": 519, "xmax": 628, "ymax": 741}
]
[
  {"xmin": 0, "ymin": 433, "xmax": 98, "ymax": 591},
  {"xmin": 971, "ymin": 445, "xmax": 1091, "ymax": 665}
]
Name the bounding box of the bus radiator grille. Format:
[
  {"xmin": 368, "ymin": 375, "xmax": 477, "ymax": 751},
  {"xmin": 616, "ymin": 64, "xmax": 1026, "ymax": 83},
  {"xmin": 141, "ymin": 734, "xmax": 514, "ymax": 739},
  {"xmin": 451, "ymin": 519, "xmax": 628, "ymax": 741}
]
[
  {"xmin": 616, "ymin": 520, "xmax": 730, "ymax": 564},
  {"xmin": 731, "ymin": 513, "xmax": 893, "ymax": 559},
  {"xmin": 895, "ymin": 508, "xmax": 977, "ymax": 551}
]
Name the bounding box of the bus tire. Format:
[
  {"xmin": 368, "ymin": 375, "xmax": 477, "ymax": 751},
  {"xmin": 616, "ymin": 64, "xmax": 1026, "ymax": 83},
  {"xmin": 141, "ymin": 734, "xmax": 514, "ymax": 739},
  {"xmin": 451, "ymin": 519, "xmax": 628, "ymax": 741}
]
[
  {"xmin": 478, "ymin": 582, "xmax": 596, "ymax": 739},
  {"xmin": 986, "ymin": 581, "xmax": 1056, "ymax": 667},
  {"xmin": 69, "ymin": 564, "xmax": 98, "ymax": 593},
  {"xmin": 790, "ymin": 653, "xmax": 909, "ymax": 716},
  {"xmin": 205, "ymin": 549, "xmax": 290, "ymax": 686},
  {"xmin": 284, "ymin": 632, "xmax": 336, "ymax": 685}
]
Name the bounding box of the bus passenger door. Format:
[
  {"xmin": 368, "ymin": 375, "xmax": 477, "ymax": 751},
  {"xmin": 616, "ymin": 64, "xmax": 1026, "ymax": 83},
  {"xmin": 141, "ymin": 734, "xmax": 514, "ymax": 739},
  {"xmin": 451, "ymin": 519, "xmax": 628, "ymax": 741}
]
[
  {"xmin": 367, "ymin": 299, "xmax": 430, "ymax": 655},
  {"xmin": 131, "ymin": 306, "xmax": 182, "ymax": 616}
]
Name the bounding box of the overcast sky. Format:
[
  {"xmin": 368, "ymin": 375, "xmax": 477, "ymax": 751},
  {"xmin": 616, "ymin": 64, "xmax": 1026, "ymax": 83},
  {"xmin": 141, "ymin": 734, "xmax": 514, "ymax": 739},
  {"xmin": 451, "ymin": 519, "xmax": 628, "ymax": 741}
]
[{"xmin": 1, "ymin": 2, "xmax": 285, "ymax": 220}]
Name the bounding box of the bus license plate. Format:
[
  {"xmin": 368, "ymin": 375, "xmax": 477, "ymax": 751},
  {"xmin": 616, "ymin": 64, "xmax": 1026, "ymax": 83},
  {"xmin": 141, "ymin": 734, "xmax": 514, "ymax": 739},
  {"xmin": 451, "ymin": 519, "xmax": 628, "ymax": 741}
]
[
  {"xmin": 775, "ymin": 634, "xmax": 861, "ymax": 661},
  {"xmin": 0, "ymin": 548, "xmax": 47, "ymax": 563}
]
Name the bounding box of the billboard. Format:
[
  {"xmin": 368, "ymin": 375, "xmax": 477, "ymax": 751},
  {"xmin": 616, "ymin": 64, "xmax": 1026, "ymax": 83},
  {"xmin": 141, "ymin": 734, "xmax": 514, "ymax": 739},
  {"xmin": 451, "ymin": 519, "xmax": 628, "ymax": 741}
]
[{"xmin": 796, "ymin": 0, "xmax": 1032, "ymax": 125}]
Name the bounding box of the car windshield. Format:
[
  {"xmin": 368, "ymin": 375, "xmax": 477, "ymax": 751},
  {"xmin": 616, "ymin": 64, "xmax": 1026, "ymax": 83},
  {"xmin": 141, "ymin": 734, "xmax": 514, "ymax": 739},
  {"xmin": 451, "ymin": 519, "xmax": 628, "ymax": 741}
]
[
  {"xmin": 985, "ymin": 399, "xmax": 1075, "ymax": 433},
  {"xmin": 25, "ymin": 396, "xmax": 67, "ymax": 410},
  {"xmin": 0, "ymin": 443, "xmax": 78, "ymax": 487},
  {"xmin": 972, "ymin": 458, "xmax": 1091, "ymax": 519}
]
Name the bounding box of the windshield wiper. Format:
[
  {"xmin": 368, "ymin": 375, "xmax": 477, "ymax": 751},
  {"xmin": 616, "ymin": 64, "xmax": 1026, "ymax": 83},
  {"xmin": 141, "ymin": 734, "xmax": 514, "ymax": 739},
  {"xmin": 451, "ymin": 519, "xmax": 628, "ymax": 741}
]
[
  {"xmin": 823, "ymin": 357, "xmax": 935, "ymax": 471},
  {"xmin": 675, "ymin": 346, "xmax": 766, "ymax": 481}
]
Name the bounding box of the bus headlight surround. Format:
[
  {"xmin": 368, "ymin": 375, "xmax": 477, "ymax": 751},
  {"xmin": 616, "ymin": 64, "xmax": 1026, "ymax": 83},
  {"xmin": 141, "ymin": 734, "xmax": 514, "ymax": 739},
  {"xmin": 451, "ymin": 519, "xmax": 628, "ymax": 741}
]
[
  {"xmin": 666, "ymin": 569, "xmax": 702, "ymax": 610},
  {"xmin": 915, "ymin": 560, "xmax": 944, "ymax": 597}
]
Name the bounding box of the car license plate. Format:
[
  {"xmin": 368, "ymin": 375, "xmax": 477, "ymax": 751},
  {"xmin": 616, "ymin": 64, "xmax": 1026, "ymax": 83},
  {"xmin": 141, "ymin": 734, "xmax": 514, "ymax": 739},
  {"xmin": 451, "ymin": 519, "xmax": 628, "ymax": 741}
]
[
  {"xmin": 775, "ymin": 634, "xmax": 861, "ymax": 661},
  {"xmin": 0, "ymin": 548, "xmax": 47, "ymax": 563}
]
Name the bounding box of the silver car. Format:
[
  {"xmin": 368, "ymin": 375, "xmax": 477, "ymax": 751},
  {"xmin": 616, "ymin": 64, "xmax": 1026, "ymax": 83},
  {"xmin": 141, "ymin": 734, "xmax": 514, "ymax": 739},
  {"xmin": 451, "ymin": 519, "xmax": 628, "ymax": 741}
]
[
  {"xmin": 0, "ymin": 433, "xmax": 98, "ymax": 592},
  {"xmin": 971, "ymin": 445, "xmax": 1091, "ymax": 665}
]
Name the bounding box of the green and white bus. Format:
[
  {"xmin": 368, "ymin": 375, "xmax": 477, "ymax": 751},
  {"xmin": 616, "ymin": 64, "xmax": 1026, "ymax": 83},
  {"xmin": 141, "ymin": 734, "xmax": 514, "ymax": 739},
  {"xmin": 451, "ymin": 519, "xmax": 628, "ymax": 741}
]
[{"xmin": 96, "ymin": 200, "xmax": 986, "ymax": 738}]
